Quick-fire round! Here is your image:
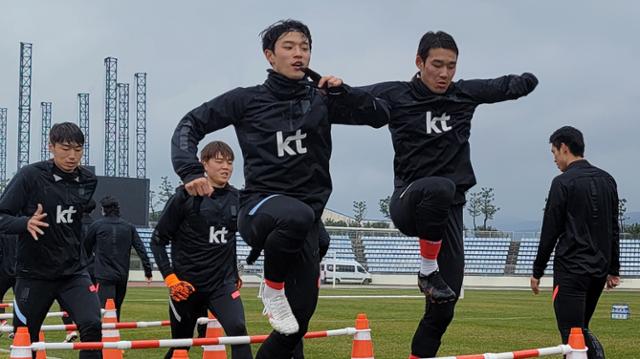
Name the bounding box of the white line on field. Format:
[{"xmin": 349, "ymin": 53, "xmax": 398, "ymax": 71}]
[
  {"xmin": 125, "ymin": 295, "xmax": 425, "ymax": 302},
  {"xmin": 319, "ymin": 295, "xmax": 424, "ymax": 299}
]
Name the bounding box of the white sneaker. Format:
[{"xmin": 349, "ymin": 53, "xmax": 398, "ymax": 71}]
[
  {"xmin": 261, "ymin": 292, "xmax": 299, "ymax": 335},
  {"xmin": 64, "ymin": 331, "xmax": 79, "ymax": 343}
]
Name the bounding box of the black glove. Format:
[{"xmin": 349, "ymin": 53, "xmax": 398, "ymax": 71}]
[
  {"xmin": 508, "ymin": 72, "xmax": 538, "ymax": 96},
  {"xmin": 246, "ymin": 247, "xmax": 262, "ymax": 265}
]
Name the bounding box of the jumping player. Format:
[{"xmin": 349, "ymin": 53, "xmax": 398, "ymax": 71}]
[
  {"xmin": 170, "ymin": 19, "xmax": 388, "ymax": 358},
  {"xmin": 362, "ymin": 31, "xmax": 538, "ymax": 357}
]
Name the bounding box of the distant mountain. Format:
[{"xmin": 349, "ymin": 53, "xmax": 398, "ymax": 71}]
[
  {"xmin": 492, "ymin": 216, "xmax": 542, "ymax": 232},
  {"xmin": 625, "ymin": 211, "xmax": 640, "ymax": 225},
  {"xmin": 485, "ymin": 210, "xmax": 640, "ymax": 233}
]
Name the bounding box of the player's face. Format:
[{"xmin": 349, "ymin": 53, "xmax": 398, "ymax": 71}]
[
  {"xmin": 264, "ymin": 31, "xmax": 311, "ymax": 80},
  {"xmin": 551, "ymin": 144, "xmax": 569, "ymax": 172},
  {"xmin": 203, "ymin": 154, "xmax": 233, "ymax": 188},
  {"xmin": 416, "ymin": 48, "xmax": 457, "ymax": 94},
  {"xmin": 49, "ymin": 142, "xmax": 83, "ymax": 172}
]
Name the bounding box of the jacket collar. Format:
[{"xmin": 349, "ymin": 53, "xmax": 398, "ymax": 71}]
[{"xmin": 263, "ymin": 69, "xmax": 313, "ymax": 100}]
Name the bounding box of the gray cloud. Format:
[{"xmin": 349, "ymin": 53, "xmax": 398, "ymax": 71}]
[{"xmin": 1, "ymin": 1, "xmax": 638, "ymax": 226}]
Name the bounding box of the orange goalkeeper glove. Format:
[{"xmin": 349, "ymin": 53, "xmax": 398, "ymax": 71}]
[{"xmin": 165, "ymin": 274, "xmax": 195, "ymax": 301}]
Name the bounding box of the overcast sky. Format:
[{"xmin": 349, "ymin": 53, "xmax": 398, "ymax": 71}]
[{"xmin": 1, "ymin": 1, "xmax": 639, "ymax": 225}]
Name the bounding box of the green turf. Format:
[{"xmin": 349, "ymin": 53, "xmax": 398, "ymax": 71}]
[{"xmin": 1, "ymin": 286, "xmax": 638, "ymax": 358}]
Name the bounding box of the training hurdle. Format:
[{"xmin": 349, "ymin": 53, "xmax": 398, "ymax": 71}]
[
  {"xmin": 0, "ymin": 312, "xmax": 68, "ymax": 320},
  {"xmin": 0, "ymin": 320, "xmax": 171, "ymax": 333},
  {"xmin": 426, "ymin": 328, "xmax": 588, "ymax": 359},
  {"xmin": 9, "ymin": 313, "xmax": 376, "ymax": 359}
]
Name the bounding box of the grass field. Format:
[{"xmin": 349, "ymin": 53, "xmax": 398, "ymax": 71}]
[{"xmin": 1, "ymin": 286, "xmax": 638, "ymax": 358}]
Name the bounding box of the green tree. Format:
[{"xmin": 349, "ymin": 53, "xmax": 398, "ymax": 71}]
[
  {"xmin": 0, "ymin": 179, "xmax": 8, "ymax": 196},
  {"xmin": 466, "ymin": 191, "xmax": 482, "ymax": 230},
  {"xmin": 149, "ymin": 189, "xmax": 158, "ymax": 222},
  {"xmin": 619, "ymin": 198, "xmax": 629, "ymax": 232},
  {"xmin": 379, "ymin": 196, "xmax": 391, "ymax": 219},
  {"xmin": 364, "ymin": 221, "xmax": 390, "ymax": 229},
  {"xmin": 626, "ymin": 223, "xmax": 640, "ymax": 237},
  {"xmin": 353, "ymin": 200, "xmax": 367, "ymax": 227},
  {"xmin": 323, "ymin": 218, "xmax": 350, "ymax": 227},
  {"xmin": 155, "ymin": 176, "xmax": 175, "ymax": 212},
  {"xmin": 478, "ymin": 187, "xmax": 500, "ymax": 230}
]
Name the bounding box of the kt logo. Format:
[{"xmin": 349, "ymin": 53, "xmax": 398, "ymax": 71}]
[
  {"xmin": 209, "ymin": 226, "xmax": 228, "ymax": 244},
  {"xmin": 426, "ymin": 112, "xmax": 452, "ymax": 134}
]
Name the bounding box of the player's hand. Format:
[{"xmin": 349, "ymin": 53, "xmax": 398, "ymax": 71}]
[
  {"xmin": 165, "ymin": 274, "xmax": 195, "ymax": 301},
  {"xmin": 145, "ymin": 276, "xmax": 152, "ymax": 285},
  {"xmin": 530, "ymin": 276, "xmax": 540, "ymax": 295},
  {"xmin": 184, "ymin": 177, "xmax": 213, "ymax": 197},
  {"xmin": 246, "ymin": 247, "xmax": 262, "ymax": 265},
  {"xmin": 606, "ymin": 275, "xmax": 620, "ymax": 290},
  {"xmin": 236, "ymin": 277, "xmax": 243, "ymax": 290},
  {"xmin": 27, "ymin": 203, "xmax": 49, "ymax": 240},
  {"xmin": 317, "ymin": 75, "xmax": 343, "ymax": 89}
]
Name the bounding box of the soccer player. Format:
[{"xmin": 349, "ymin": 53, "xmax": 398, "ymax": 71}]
[
  {"xmin": 0, "ymin": 122, "xmax": 102, "ymax": 358},
  {"xmin": 531, "ymin": 126, "xmax": 619, "ymax": 359},
  {"xmin": 152, "ymin": 141, "xmax": 251, "ymax": 359},
  {"xmin": 362, "ymin": 31, "xmax": 538, "ymax": 357},
  {"xmin": 170, "ymin": 19, "xmax": 388, "ymax": 358},
  {"xmin": 84, "ymin": 196, "xmax": 153, "ymax": 320}
]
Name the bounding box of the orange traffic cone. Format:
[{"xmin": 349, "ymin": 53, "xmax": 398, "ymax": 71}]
[
  {"xmin": 567, "ymin": 327, "xmax": 588, "ymax": 359},
  {"xmin": 10, "ymin": 327, "xmax": 32, "ymax": 359},
  {"xmin": 351, "ymin": 313, "xmax": 374, "ymax": 359},
  {"xmin": 172, "ymin": 349, "xmax": 190, "ymax": 358},
  {"xmin": 35, "ymin": 331, "xmax": 46, "ymax": 359},
  {"xmin": 202, "ymin": 312, "xmax": 227, "ymax": 359},
  {"xmin": 102, "ymin": 299, "xmax": 122, "ymax": 359}
]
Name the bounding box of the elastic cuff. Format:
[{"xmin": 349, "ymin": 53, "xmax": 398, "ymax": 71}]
[{"xmin": 164, "ymin": 273, "xmax": 180, "ymax": 287}]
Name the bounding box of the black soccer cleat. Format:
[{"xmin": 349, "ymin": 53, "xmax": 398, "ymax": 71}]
[{"xmin": 418, "ymin": 270, "xmax": 457, "ymax": 303}]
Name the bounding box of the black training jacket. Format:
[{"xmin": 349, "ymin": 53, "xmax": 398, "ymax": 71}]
[
  {"xmin": 0, "ymin": 234, "xmax": 17, "ymax": 278},
  {"xmin": 84, "ymin": 215, "xmax": 153, "ymax": 282},
  {"xmin": 151, "ymin": 185, "xmax": 239, "ymax": 292},
  {"xmin": 363, "ymin": 73, "xmax": 537, "ymax": 203},
  {"xmin": 533, "ymin": 160, "xmax": 620, "ymax": 279},
  {"xmin": 0, "ymin": 161, "xmax": 96, "ymax": 279},
  {"xmin": 171, "ymin": 70, "xmax": 389, "ymax": 219}
]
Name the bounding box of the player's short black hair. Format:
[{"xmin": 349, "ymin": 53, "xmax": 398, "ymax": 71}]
[
  {"xmin": 417, "ymin": 31, "xmax": 458, "ymax": 61},
  {"xmin": 101, "ymin": 196, "xmax": 120, "ymax": 217},
  {"xmin": 549, "ymin": 126, "xmax": 585, "ymax": 157},
  {"xmin": 260, "ymin": 19, "xmax": 312, "ymax": 52},
  {"xmin": 200, "ymin": 141, "xmax": 234, "ymax": 162},
  {"xmin": 49, "ymin": 122, "xmax": 84, "ymax": 146}
]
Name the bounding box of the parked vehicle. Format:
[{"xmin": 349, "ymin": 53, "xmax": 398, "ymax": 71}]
[{"xmin": 320, "ymin": 259, "xmax": 372, "ymax": 285}]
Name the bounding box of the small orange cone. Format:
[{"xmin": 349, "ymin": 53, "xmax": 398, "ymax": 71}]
[
  {"xmin": 202, "ymin": 312, "xmax": 227, "ymax": 359},
  {"xmin": 10, "ymin": 327, "xmax": 32, "ymax": 359},
  {"xmin": 35, "ymin": 331, "xmax": 46, "ymax": 359},
  {"xmin": 172, "ymin": 349, "xmax": 190, "ymax": 358},
  {"xmin": 102, "ymin": 298, "xmax": 122, "ymax": 359},
  {"xmin": 351, "ymin": 313, "xmax": 374, "ymax": 359},
  {"xmin": 566, "ymin": 327, "xmax": 588, "ymax": 359}
]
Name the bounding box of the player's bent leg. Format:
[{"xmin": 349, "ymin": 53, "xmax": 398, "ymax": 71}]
[
  {"xmin": 411, "ymin": 299, "xmax": 457, "ymax": 357},
  {"xmin": 165, "ymin": 292, "xmax": 206, "ymax": 359},
  {"xmin": 391, "ymin": 177, "xmax": 457, "ymax": 303},
  {"xmin": 209, "ymin": 284, "xmax": 252, "ymax": 359},
  {"xmin": 13, "ymin": 278, "xmax": 56, "ymax": 350},
  {"xmin": 58, "ymin": 274, "xmax": 103, "ymax": 359},
  {"xmin": 256, "ymin": 223, "xmax": 320, "ymax": 359}
]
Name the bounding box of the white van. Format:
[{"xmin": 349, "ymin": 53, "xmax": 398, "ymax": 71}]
[{"xmin": 320, "ymin": 260, "xmax": 372, "ymax": 285}]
